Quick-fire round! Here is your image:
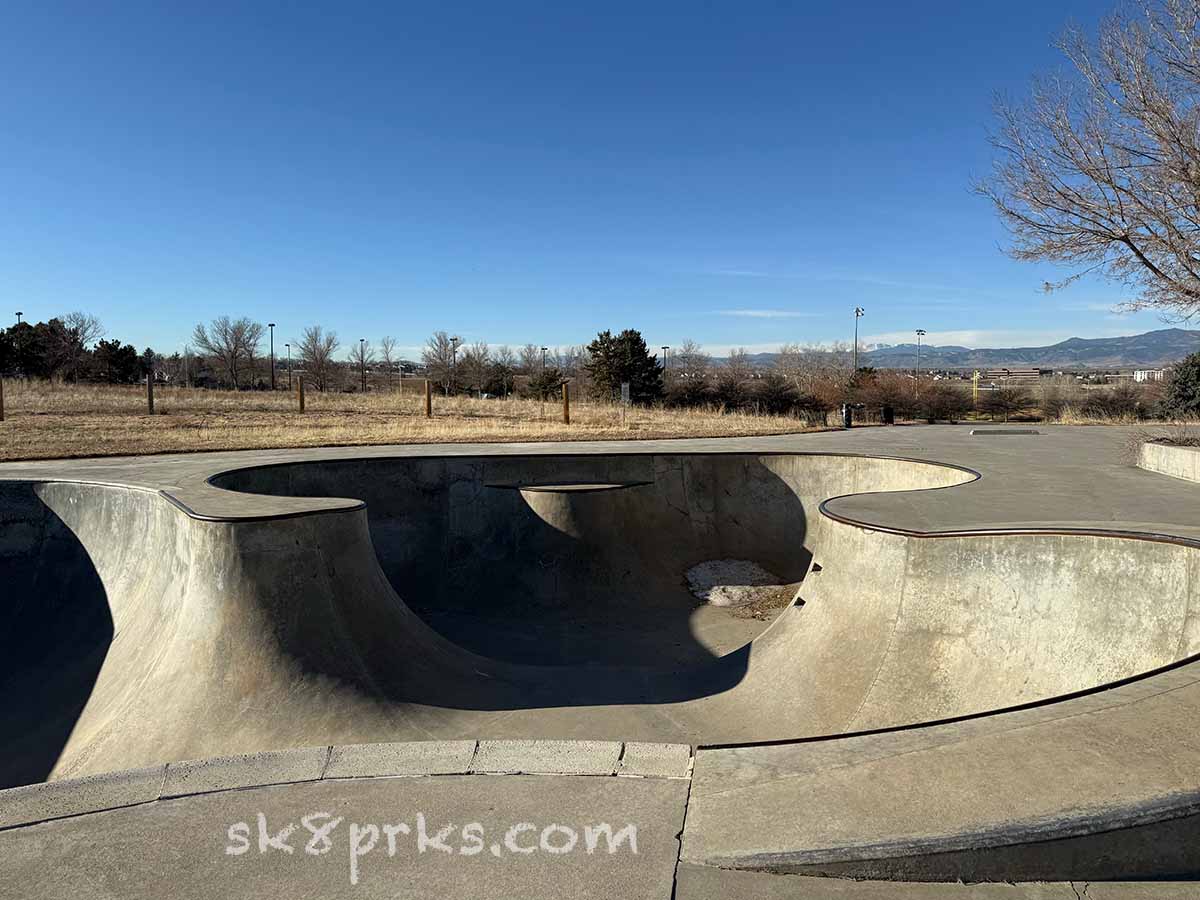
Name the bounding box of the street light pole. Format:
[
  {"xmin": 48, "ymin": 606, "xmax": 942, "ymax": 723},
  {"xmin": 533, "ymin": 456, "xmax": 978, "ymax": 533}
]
[
  {"xmin": 540, "ymin": 346, "xmax": 548, "ymax": 414},
  {"xmin": 915, "ymin": 329, "xmax": 926, "ymax": 378},
  {"xmin": 449, "ymin": 336, "xmax": 461, "ymax": 396},
  {"xmin": 853, "ymin": 307, "xmax": 865, "ymax": 372},
  {"xmin": 360, "ymin": 338, "xmax": 367, "ymax": 393},
  {"xmin": 285, "ymin": 344, "xmax": 291, "ymax": 390},
  {"xmin": 14, "ymin": 311, "xmax": 22, "ymax": 325},
  {"xmin": 268, "ymin": 323, "xmax": 276, "ymax": 390}
]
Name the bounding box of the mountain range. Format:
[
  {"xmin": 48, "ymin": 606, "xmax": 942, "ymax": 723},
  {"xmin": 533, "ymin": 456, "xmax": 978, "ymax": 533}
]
[{"xmin": 739, "ymin": 328, "xmax": 1200, "ymax": 370}]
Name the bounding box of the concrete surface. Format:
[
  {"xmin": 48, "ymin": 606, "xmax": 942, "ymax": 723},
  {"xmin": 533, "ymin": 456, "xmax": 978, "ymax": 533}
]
[{"xmin": 5, "ymin": 425, "xmax": 1200, "ymax": 895}]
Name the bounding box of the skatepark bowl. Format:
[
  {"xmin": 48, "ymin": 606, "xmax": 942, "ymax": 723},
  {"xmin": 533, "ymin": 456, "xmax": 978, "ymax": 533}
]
[{"xmin": 6, "ymin": 446, "xmax": 1200, "ymax": 888}]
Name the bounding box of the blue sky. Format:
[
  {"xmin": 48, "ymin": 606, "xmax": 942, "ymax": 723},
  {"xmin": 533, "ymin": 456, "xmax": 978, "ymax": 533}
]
[{"xmin": 0, "ymin": 1, "xmax": 1169, "ymax": 359}]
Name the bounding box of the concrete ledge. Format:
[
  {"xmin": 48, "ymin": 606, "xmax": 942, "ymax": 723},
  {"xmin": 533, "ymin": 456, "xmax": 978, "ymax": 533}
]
[
  {"xmin": 0, "ymin": 740, "xmax": 694, "ymax": 830},
  {"xmin": 0, "ymin": 765, "xmax": 165, "ymax": 830},
  {"xmin": 620, "ymin": 742, "xmax": 693, "ymax": 778},
  {"xmin": 324, "ymin": 740, "xmax": 477, "ymax": 778},
  {"xmin": 1138, "ymin": 441, "xmax": 1200, "ymax": 484},
  {"xmin": 472, "ymin": 740, "xmax": 624, "ymax": 775},
  {"xmin": 162, "ymin": 747, "xmax": 330, "ymax": 798}
]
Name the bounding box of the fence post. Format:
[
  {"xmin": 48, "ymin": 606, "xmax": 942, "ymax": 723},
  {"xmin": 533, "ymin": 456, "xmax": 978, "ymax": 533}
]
[
  {"xmin": 0, "ymin": 377, "xmax": 5, "ymax": 421},
  {"xmin": 424, "ymin": 379, "xmax": 432, "ymax": 418},
  {"xmin": 146, "ymin": 375, "xmax": 154, "ymax": 415},
  {"xmin": 297, "ymin": 377, "xmax": 305, "ymax": 413},
  {"xmin": 562, "ymin": 382, "xmax": 570, "ymax": 424}
]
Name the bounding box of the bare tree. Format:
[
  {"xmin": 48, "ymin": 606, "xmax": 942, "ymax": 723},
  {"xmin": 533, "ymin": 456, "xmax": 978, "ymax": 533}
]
[
  {"xmin": 423, "ymin": 331, "xmax": 457, "ymax": 394},
  {"xmin": 379, "ymin": 335, "xmax": 398, "ymax": 389},
  {"xmin": 518, "ymin": 343, "xmax": 542, "ymax": 375},
  {"xmin": 459, "ymin": 341, "xmax": 491, "ymax": 395},
  {"xmin": 57, "ymin": 311, "xmax": 104, "ymax": 382},
  {"xmin": 980, "ymin": 1, "xmax": 1200, "ymax": 315},
  {"xmin": 296, "ymin": 325, "xmax": 340, "ymax": 391},
  {"xmin": 492, "ymin": 345, "xmax": 517, "ymax": 397},
  {"xmin": 191, "ymin": 316, "xmax": 263, "ymax": 389},
  {"xmin": 670, "ymin": 339, "xmax": 711, "ymax": 381},
  {"xmin": 348, "ymin": 339, "xmax": 375, "ymax": 392}
]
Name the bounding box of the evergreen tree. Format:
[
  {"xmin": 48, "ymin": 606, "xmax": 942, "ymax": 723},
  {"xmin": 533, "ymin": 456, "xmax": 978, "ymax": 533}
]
[
  {"xmin": 584, "ymin": 329, "xmax": 663, "ymax": 404},
  {"xmin": 1164, "ymin": 353, "xmax": 1200, "ymax": 418}
]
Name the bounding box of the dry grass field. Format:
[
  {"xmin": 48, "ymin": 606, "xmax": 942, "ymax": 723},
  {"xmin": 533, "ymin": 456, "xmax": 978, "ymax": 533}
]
[{"xmin": 0, "ymin": 380, "xmax": 830, "ymax": 461}]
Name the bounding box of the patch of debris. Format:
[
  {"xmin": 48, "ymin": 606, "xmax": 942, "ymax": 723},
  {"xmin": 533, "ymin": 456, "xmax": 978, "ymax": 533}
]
[{"xmin": 685, "ymin": 559, "xmax": 798, "ymax": 620}]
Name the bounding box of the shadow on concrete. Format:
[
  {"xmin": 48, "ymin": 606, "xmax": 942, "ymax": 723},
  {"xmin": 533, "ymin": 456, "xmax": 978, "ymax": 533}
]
[
  {"xmin": 0, "ymin": 483, "xmax": 111, "ymax": 788},
  {"xmin": 213, "ymin": 454, "xmax": 810, "ymax": 672}
]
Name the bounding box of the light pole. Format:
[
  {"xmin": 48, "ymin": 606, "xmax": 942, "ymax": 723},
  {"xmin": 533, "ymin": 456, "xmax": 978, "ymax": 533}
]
[
  {"xmin": 14, "ymin": 311, "xmax": 22, "ymax": 325},
  {"xmin": 285, "ymin": 344, "xmax": 291, "ymax": 390},
  {"xmin": 360, "ymin": 339, "xmax": 367, "ymax": 393},
  {"xmin": 915, "ymin": 329, "xmax": 926, "ymax": 378},
  {"xmin": 268, "ymin": 323, "xmax": 276, "ymax": 390},
  {"xmin": 449, "ymin": 336, "xmax": 461, "ymax": 396},
  {"xmin": 540, "ymin": 346, "xmax": 548, "ymax": 412},
  {"xmin": 853, "ymin": 307, "xmax": 865, "ymax": 372}
]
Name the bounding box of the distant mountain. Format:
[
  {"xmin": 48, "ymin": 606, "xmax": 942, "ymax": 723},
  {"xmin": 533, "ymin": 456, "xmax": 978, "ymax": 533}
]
[{"xmin": 737, "ymin": 328, "xmax": 1200, "ymax": 370}]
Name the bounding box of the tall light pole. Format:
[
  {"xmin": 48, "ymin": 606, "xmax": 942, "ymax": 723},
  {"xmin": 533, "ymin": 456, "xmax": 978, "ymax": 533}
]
[
  {"xmin": 14, "ymin": 311, "xmax": 22, "ymax": 325},
  {"xmin": 853, "ymin": 307, "xmax": 865, "ymax": 372},
  {"xmin": 359, "ymin": 338, "xmax": 367, "ymax": 393},
  {"xmin": 285, "ymin": 344, "xmax": 292, "ymax": 390},
  {"xmin": 540, "ymin": 346, "xmax": 548, "ymax": 412},
  {"xmin": 268, "ymin": 323, "xmax": 276, "ymax": 390},
  {"xmin": 915, "ymin": 329, "xmax": 926, "ymax": 378},
  {"xmin": 449, "ymin": 336, "xmax": 461, "ymax": 396}
]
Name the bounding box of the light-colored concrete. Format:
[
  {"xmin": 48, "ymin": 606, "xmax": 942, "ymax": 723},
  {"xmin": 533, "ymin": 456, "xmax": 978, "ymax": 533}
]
[
  {"xmin": 1138, "ymin": 440, "xmax": 1200, "ymax": 483},
  {"xmin": 162, "ymin": 748, "xmax": 331, "ymax": 798},
  {"xmin": 0, "ymin": 774, "xmax": 689, "ymax": 900},
  {"xmin": 7, "ymin": 426, "xmax": 1200, "ymax": 893},
  {"xmin": 325, "ymin": 740, "xmax": 478, "ymax": 778},
  {"xmin": 472, "ymin": 740, "xmax": 624, "ymax": 775}
]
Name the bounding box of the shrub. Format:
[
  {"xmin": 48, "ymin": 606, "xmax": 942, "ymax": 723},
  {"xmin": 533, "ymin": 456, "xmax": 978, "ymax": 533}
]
[
  {"xmin": 752, "ymin": 373, "xmax": 799, "ymax": 415},
  {"xmin": 1163, "ymin": 353, "xmax": 1200, "ymax": 419},
  {"xmin": 917, "ymin": 381, "xmax": 973, "ymax": 423},
  {"xmin": 978, "ymin": 386, "xmax": 1034, "ymax": 422}
]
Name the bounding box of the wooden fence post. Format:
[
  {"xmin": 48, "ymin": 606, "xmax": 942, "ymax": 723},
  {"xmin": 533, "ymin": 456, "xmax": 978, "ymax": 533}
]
[
  {"xmin": 424, "ymin": 379, "xmax": 432, "ymax": 418},
  {"xmin": 297, "ymin": 377, "xmax": 305, "ymax": 413},
  {"xmin": 0, "ymin": 377, "xmax": 5, "ymax": 422},
  {"xmin": 562, "ymin": 382, "xmax": 570, "ymax": 424},
  {"xmin": 146, "ymin": 375, "xmax": 154, "ymax": 415}
]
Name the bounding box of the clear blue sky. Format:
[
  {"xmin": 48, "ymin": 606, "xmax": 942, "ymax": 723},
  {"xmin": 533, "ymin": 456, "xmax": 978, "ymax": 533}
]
[{"xmin": 0, "ymin": 0, "xmax": 1167, "ymax": 359}]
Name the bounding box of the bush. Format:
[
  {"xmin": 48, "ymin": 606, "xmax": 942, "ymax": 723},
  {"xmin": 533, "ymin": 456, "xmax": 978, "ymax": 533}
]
[
  {"xmin": 1163, "ymin": 352, "xmax": 1200, "ymax": 418},
  {"xmin": 1080, "ymin": 382, "xmax": 1146, "ymax": 420},
  {"xmin": 917, "ymin": 381, "xmax": 972, "ymax": 422},
  {"xmin": 751, "ymin": 373, "xmax": 799, "ymax": 415},
  {"xmin": 665, "ymin": 377, "xmax": 711, "ymax": 408},
  {"xmin": 978, "ymin": 386, "xmax": 1035, "ymax": 422},
  {"xmin": 857, "ymin": 371, "xmax": 918, "ymax": 419}
]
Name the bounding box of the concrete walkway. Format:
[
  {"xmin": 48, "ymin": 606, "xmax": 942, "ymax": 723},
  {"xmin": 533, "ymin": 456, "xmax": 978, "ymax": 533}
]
[{"xmin": 4, "ymin": 425, "xmax": 1200, "ymax": 898}]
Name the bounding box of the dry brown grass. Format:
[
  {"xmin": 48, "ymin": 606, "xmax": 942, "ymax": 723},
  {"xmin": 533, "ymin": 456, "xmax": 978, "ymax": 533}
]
[{"xmin": 0, "ymin": 380, "xmax": 830, "ymax": 461}]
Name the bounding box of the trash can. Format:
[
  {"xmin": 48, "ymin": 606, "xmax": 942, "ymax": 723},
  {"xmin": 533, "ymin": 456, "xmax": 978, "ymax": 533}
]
[
  {"xmin": 881, "ymin": 405, "xmax": 895, "ymax": 425},
  {"xmin": 840, "ymin": 403, "xmax": 853, "ymax": 428}
]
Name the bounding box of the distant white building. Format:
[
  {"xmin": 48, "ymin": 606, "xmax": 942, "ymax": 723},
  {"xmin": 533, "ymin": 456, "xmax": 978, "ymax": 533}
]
[{"xmin": 1134, "ymin": 369, "xmax": 1166, "ymax": 383}]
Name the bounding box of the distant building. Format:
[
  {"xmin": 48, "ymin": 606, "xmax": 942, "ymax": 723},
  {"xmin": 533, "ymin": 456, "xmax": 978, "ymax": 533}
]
[
  {"xmin": 1134, "ymin": 369, "xmax": 1166, "ymax": 383},
  {"xmin": 983, "ymin": 367, "xmax": 1041, "ymax": 383}
]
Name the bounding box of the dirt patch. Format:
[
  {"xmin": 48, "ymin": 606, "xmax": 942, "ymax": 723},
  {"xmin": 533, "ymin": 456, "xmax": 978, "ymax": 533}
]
[{"xmin": 685, "ymin": 559, "xmax": 798, "ymax": 620}]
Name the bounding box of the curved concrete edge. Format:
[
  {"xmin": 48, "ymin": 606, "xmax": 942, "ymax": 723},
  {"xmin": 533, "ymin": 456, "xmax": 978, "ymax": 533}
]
[
  {"xmin": 1138, "ymin": 441, "xmax": 1200, "ymax": 484},
  {"xmin": 0, "ymin": 740, "xmax": 693, "ymax": 832},
  {"xmin": 681, "ymin": 663, "xmax": 1200, "ymax": 881},
  {"xmin": 190, "ymin": 449, "xmax": 980, "ymax": 523}
]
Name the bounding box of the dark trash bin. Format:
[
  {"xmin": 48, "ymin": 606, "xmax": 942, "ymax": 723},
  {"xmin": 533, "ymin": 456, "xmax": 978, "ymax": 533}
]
[{"xmin": 881, "ymin": 405, "xmax": 895, "ymax": 425}]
